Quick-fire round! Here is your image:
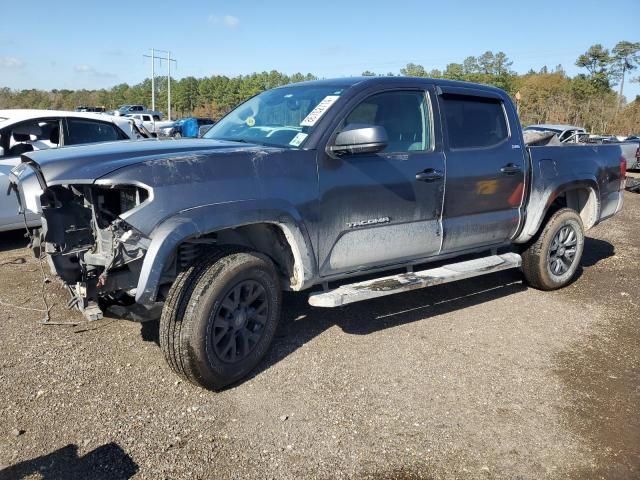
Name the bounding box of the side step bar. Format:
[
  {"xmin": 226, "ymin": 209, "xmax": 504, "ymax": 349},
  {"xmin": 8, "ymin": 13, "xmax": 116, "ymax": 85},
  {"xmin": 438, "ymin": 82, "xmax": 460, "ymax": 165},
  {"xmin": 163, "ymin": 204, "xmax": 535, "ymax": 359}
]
[{"xmin": 308, "ymin": 253, "xmax": 522, "ymax": 308}]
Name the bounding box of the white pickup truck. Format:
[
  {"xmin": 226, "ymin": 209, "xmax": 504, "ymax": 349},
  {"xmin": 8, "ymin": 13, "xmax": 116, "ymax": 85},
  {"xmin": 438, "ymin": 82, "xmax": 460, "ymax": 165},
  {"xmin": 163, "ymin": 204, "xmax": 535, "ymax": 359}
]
[{"xmin": 125, "ymin": 114, "xmax": 176, "ymax": 137}]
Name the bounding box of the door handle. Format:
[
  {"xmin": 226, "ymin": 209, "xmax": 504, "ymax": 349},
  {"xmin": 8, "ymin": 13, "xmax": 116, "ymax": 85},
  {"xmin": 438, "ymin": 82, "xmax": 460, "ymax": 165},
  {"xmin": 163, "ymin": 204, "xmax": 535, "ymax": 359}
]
[
  {"xmin": 500, "ymin": 163, "xmax": 522, "ymax": 175},
  {"xmin": 415, "ymin": 169, "xmax": 444, "ymax": 182}
]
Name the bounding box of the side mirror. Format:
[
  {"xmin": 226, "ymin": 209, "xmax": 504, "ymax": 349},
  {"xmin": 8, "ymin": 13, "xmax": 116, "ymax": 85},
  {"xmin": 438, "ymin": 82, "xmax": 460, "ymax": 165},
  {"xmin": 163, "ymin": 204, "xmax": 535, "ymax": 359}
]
[
  {"xmin": 198, "ymin": 125, "xmax": 214, "ymax": 138},
  {"xmin": 329, "ymin": 124, "xmax": 388, "ymax": 156}
]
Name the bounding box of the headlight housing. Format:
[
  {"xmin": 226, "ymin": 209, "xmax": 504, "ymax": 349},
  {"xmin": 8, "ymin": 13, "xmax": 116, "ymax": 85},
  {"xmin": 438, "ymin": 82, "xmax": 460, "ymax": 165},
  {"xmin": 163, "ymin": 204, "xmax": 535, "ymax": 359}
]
[{"xmin": 90, "ymin": 184, "xmax": 151, "ymax": 227}]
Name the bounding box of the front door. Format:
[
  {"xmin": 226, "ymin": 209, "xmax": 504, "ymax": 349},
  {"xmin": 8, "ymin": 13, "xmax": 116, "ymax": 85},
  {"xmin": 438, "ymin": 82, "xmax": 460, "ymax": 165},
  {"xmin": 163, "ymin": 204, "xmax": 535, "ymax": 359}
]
[{"xmin": 317, "ymin": 88, "xmax": 446, "ymax": 277}]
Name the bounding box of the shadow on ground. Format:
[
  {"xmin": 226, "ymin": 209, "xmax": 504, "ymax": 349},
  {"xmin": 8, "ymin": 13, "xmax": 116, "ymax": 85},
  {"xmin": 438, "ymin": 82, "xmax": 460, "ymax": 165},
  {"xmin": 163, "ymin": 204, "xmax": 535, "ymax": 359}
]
[
  {"xmin": 567, "ymin": 237, "xmax": 616, "ymax": 286},
  {"xmin": 139, "ymin": 237, "xmax": 617, "ymax": 389},
  {"xmin": 580, "ymin": 237, "xmax": 615, "ymax": 267},
  {"xmin": 140, "ymin": 268, "xmax": 528, "ymax": 386},
  {"xmin": 0, "ymin": 230, "xmax": 30, "ymax": 253},
  {"xmin": 0, "ymin": 442, "xmax": 138, "ymax": 480}
]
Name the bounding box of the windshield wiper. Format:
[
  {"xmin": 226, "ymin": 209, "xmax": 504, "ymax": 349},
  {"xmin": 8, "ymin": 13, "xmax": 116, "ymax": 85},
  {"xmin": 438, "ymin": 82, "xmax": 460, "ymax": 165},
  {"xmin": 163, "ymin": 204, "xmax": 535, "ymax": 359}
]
[
  {"xmin": 217, "ymin": 138, "xmax": 253, "ymax": 144},
  {"xmin": 214, "ymin": 137, "xmax": 292, "ymax": 149}
]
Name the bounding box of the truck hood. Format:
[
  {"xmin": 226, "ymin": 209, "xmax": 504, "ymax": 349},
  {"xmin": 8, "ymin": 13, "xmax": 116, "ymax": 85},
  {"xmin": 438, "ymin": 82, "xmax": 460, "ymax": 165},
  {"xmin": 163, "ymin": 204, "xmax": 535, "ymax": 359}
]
[{"xmin": 17, "ymin": 138, "xmax": 271, "ymax": 186}]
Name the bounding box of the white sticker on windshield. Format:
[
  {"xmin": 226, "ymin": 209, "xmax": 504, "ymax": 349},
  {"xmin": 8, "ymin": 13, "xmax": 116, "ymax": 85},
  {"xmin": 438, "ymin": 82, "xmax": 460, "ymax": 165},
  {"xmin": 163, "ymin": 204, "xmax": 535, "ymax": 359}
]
[
  {"xmin": 300, "ymin": 95, "xmax": 340, "ymax": 127},
  {"xmin": 289, "ymin": 132, "xmax": 308, "ymax": 147}
]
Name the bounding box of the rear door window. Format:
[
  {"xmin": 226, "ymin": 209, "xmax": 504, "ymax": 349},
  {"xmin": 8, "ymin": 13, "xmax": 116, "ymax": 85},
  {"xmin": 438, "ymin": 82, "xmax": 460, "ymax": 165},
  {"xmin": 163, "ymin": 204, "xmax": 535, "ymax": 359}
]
[
  {"xmin": 65, "ymin": 119, "xmax": 124, "ymax": 145},
  {"xmin": 440, "ymin": 94, "xmax": 508, "ymax": 149}
]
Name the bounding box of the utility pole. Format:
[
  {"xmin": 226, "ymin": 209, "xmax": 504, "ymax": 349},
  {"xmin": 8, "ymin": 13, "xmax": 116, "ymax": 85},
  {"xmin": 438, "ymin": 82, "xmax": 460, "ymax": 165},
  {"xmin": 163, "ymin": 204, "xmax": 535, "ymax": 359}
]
[
  {"xmin": 143, "ymin": 48, "xmax": 156, "ymax": 111},
  {"xmin": 167, "ymin": 50, "xmax": 172, "ymax": 121},
  {"xmin": 151, "ymin": 48, "xmax": 155, "ymax": 111},
  {"xmin": 143, "ymin": 48, "xmax": 177, "ymax": 119}
]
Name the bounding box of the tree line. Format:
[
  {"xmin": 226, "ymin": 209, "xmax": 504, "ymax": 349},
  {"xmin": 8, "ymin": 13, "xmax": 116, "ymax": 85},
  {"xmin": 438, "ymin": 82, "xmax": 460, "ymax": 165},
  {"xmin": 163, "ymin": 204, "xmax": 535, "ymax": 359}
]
[{"xmin": 1, "ymin": 41, "xmax": 638, "ymax": 134}]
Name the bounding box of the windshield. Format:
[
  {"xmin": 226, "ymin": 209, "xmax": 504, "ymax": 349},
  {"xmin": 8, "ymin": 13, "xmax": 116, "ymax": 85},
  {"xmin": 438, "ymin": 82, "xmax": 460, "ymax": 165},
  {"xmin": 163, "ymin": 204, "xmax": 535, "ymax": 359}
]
[{"xmin": 204, "ymin": 84, "xmax": 347, "ymax": 148}]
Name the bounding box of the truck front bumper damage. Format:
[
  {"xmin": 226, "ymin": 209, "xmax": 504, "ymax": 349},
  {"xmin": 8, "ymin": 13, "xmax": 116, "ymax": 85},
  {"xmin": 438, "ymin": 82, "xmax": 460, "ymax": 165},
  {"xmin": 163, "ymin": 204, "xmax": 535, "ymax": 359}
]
[{"xmin": 29, "ymin": 181, "xmax": 161, "ymax": 321}]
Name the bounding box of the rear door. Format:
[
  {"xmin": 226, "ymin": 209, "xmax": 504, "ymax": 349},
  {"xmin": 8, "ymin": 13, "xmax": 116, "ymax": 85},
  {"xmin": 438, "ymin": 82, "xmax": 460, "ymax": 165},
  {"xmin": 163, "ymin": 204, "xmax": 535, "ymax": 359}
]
[
  {"xmin": 438, "ymin": 87, "xmax": 525, "ymax": 253},
  {"xmin": 0, "ymin": 117, "xmax": 61, "ymax": 228},
  {"xmin": 63, "ymin": 118, "xmax": 127, "ymax": 146}
]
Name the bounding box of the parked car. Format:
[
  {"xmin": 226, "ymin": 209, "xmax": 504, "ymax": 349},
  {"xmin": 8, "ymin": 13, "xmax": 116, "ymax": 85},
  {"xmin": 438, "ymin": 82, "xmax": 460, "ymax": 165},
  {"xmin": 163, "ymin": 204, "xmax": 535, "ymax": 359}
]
[
  {"xmin": 524, "ymin": 124, "xmax": 639, "ymax": 170},
  {"xmin": 0, "ymin": 109, "xmax": 149, "ymax": 232},
  {"xmin": 523, "ymin": 124, "xmax": 587, "ymax": 143},
  {"xmin": 587, "ymin": 136, "xmax": 640, "ymax": 170},
  {"xmin": 10, "ymin": 77, "xmax": 626, "ymax": 390},
  {"xmin": 114, "ymin": 105, "xmax": 164, "ymax": 120},
  {"xmin": 75, "ymin": 106, "xmax": 106, "ymax": 113},
  {"xmin": 622, "ymin": 137, "xmax": 640, "ymax": 170},
  {"xmin": 125, "ymin": 113, "xmax": 163, "ymax": 136},
  {"xmin": 160, "ymin": 117, "xmax": 214, "ymax": 138},
  {"xmin": 158, "ymin": 119, "xmax": 183, "ymax": 137}
]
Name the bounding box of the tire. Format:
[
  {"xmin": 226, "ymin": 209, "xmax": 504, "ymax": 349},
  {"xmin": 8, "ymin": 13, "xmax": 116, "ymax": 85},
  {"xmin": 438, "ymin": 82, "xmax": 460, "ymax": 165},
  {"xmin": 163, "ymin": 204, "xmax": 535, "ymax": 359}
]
[
  {"xmin": 160, "ymin": 248, "xmax": 281, "ymax": 390},
  {"xmin": 521, "ymin": 208, "xmax": 585, "ymax": 290}
]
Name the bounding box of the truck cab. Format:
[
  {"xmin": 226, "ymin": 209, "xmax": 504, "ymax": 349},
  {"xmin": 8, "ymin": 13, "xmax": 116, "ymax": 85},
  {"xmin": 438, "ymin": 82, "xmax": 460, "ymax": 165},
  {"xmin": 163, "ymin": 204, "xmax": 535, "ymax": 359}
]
[{"xmin": 125, "ymin": 113, "xmax": 159, "ymax": 133}]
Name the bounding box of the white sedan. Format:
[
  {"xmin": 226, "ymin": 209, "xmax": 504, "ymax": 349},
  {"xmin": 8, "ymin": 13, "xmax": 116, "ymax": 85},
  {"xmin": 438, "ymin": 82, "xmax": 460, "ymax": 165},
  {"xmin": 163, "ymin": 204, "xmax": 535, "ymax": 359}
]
[{"xmin": 0, "ymin": 109, "xmax": 149, "ymax": 232}]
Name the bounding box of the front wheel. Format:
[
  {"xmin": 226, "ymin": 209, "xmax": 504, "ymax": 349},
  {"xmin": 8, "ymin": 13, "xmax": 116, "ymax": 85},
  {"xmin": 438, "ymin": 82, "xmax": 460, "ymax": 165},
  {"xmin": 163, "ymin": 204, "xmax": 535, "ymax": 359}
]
[
  {"xmin": 521, "ymin": 208, "xmax": 585, "ymax": 290},
  {"xmin": 160, "ymin": 249, "xmax": 281, "ymax": 390}
]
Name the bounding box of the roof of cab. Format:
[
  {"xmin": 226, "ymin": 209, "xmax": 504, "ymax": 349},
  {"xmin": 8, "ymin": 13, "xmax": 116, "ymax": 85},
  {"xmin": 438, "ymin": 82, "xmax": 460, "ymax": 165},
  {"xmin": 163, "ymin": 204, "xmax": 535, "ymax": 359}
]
[{"xmin": 279, "ymin": 76, "xmax": 508, "ymax": 94}]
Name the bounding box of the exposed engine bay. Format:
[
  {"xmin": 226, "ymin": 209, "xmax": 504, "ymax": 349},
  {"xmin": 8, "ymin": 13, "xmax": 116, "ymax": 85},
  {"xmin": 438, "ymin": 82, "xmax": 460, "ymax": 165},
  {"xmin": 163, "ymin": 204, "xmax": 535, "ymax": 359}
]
[{"xmin": 35, "ymin": 183, "xmax": 158, "ymax": 321}]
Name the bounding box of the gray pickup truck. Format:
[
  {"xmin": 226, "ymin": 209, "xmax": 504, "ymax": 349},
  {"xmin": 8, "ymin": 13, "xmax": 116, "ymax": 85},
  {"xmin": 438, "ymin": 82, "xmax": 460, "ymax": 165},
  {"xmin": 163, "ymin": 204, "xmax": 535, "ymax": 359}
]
[{"xmin": 10, "ymin": 77, "xmax": 626, "ymax": 390}]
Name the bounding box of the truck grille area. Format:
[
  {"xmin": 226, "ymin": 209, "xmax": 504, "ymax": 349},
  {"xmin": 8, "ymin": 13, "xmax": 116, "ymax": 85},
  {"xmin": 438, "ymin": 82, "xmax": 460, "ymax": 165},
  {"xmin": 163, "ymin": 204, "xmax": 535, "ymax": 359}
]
[{"xmin": 37, "ymin": 184, "xmax": 151, "ymax": 318}]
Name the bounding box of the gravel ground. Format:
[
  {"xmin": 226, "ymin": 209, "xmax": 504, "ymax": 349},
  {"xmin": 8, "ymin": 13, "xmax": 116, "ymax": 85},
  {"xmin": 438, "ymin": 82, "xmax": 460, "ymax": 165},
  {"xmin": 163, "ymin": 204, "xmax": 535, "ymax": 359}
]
[{"xmin": 0, "ymin": 191, "xmax": 638, "ymax": 480}]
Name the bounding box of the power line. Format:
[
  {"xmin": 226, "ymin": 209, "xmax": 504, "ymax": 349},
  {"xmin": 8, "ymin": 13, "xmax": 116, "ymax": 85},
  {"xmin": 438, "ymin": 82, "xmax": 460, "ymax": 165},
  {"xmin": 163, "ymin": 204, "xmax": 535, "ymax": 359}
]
[{"xmin": 143, "ymin": 48, "xmax": 177, "ymax": 120}]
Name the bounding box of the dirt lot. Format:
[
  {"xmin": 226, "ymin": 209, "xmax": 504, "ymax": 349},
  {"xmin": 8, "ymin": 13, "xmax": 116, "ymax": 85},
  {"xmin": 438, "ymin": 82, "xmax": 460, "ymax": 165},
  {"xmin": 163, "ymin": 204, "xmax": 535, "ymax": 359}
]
[{"xmin": 0, "ymin": 191, "xmax": 638, "ymax": 480}]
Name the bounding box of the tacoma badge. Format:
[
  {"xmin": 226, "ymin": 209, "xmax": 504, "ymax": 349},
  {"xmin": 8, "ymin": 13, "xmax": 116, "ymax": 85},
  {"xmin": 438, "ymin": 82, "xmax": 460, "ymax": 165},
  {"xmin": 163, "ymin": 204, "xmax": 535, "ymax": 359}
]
[{"xmin": 346, "ymin": 217, "xmax": 391, "ymax": 228}]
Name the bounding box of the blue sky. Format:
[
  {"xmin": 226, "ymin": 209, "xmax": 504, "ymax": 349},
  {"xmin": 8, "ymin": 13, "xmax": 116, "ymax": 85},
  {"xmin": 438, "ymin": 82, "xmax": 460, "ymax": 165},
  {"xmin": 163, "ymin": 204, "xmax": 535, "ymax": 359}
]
[{"xmin": 1, "ymin": 0, "xmax": 639, "ymax": 99}]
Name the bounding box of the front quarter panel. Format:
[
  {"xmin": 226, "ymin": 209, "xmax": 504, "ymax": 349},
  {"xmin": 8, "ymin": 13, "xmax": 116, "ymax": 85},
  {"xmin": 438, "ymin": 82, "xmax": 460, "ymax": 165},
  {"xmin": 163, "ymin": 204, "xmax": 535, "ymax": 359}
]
[
  {"xmin": 134, "ymin": 200, "xmax": 317, "ymax": 305},
  {"xmin": 97, "ymin": 148, "xmax": 319, "ymax": 236},
  {"xmin": 94, "ymin": 148, "xmax": 320, "ymax": 304}
]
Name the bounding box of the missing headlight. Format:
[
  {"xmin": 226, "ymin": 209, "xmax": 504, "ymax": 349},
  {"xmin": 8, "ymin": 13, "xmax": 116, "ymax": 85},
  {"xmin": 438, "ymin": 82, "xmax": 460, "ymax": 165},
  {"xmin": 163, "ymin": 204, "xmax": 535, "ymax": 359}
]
[{"xmin": 92, "ymin": 185, "xmax": 149, "ymax": 227}]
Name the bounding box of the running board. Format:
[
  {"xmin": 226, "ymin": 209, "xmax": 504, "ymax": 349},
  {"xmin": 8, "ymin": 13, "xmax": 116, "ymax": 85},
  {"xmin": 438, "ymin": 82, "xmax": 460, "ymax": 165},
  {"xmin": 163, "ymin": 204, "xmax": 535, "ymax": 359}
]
[{"xmin": 308, "ymin": 253, "xmax": 522, "ymax": 308}]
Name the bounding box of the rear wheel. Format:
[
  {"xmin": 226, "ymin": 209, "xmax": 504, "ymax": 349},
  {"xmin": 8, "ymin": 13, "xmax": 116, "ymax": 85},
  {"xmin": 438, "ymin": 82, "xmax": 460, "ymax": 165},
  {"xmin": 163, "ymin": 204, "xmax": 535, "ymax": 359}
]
[
  {"xmin": 160, "ymin": 249, "xmax": 281, "ymax": 390},
  {"xmin": 521, "ymin": 208, "xmax": 584, "ymax": 290}
]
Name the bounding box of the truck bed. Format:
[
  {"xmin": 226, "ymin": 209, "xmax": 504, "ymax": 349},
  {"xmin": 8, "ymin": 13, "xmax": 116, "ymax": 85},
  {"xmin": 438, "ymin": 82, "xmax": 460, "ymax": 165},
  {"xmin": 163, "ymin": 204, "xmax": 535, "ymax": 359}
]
[{"xmin": 518, "ymin": 142, "xmax": 625, "ymax": 243}]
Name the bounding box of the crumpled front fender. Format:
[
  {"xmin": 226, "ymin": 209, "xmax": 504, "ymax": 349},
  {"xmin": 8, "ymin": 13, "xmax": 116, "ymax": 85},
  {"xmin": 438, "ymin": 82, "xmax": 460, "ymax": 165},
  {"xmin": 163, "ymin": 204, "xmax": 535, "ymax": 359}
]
[{"xmin": 134, "ymin": 199, "xmax": 316, "ymax": 306}]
